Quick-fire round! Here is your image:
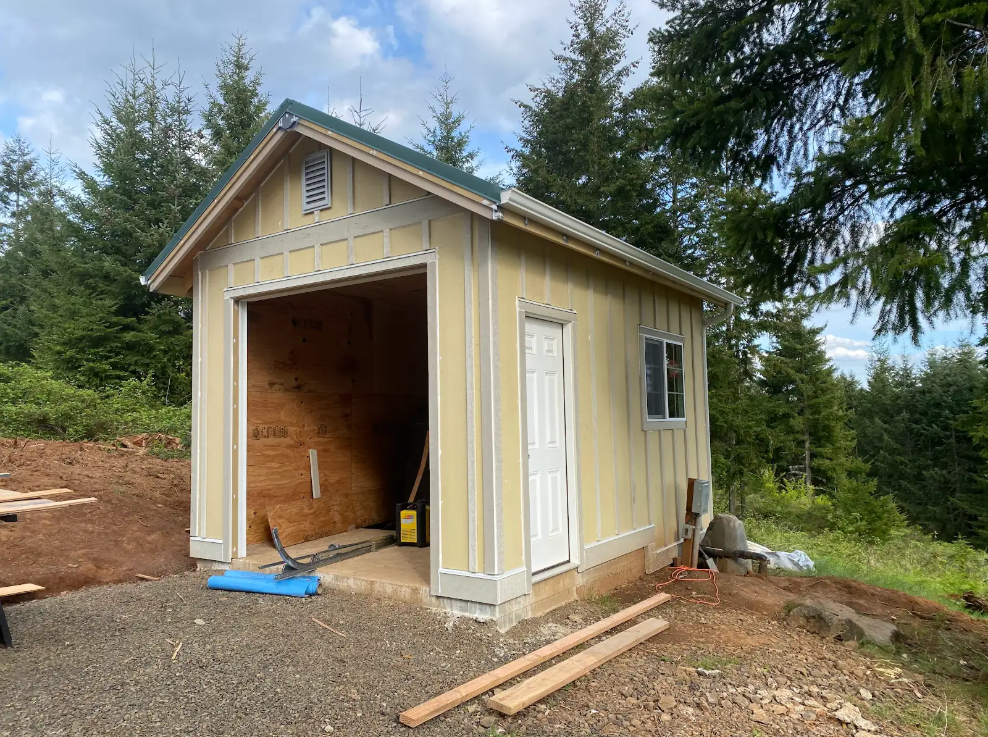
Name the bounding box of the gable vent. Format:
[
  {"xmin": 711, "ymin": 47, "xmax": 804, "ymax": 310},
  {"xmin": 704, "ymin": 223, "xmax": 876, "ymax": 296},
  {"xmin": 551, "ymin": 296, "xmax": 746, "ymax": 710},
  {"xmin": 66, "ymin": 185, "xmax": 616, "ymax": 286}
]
[{"xmin": 302, "ymin": 150, "xmax": 331, "ymax": 213}]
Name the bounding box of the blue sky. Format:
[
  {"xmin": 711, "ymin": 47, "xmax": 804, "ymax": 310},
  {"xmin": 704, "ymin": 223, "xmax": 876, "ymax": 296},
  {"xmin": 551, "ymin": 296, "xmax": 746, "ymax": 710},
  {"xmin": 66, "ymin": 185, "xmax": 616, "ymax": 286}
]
[{"xmin": 0, "ymin": 0, "xmax": 977, "ymax": 378}]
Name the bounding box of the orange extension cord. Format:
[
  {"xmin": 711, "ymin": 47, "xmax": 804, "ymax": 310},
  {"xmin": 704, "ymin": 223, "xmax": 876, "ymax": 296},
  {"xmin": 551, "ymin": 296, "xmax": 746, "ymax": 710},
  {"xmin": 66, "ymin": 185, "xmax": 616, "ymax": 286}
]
[{"xmin": 655, "ymin": 566, "xmax": 721, "ymax": 606}]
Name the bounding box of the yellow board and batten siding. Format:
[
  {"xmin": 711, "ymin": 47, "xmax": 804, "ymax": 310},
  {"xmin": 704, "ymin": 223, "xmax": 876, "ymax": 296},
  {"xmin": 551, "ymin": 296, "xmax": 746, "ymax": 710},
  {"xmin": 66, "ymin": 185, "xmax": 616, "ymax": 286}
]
[
  {"xmin": 491, "ymin": 220, "xmax": 710, "ymax": 572},
  {"xmin": 192, "ymin": 133, "xmax": 709, "ymax": 581}
]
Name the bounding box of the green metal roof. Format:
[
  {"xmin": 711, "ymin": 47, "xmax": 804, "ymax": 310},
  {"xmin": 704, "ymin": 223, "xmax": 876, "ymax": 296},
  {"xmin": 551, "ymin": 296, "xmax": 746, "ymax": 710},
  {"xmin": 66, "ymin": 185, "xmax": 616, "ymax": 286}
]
[{"xmin": 143, "ymin": 98, "xmax": 503, "ymax": 282}]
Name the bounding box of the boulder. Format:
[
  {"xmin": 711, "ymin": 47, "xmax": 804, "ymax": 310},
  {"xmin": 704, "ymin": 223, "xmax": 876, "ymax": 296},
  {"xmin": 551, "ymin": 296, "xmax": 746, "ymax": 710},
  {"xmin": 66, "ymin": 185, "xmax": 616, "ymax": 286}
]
[
  {"xmin": 786, "ymin": 597, "xmax": 898, "ymax": 649},
  {"xmin": 701, "ymin": 514, "xmax": 751, "ymax": 574}
]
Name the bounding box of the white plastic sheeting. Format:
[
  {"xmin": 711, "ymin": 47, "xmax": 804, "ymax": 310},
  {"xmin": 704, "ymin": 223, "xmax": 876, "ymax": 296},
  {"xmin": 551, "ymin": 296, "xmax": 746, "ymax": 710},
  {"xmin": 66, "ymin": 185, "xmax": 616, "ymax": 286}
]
[{"xmin": 748, "ymin": 541, "xmax": 815, "ymax": 572}]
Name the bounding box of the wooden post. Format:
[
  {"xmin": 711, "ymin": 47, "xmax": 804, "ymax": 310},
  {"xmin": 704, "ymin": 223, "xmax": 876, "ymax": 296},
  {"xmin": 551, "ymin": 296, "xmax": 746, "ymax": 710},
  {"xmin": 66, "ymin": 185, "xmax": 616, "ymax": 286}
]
[{"xmin": 682, "ymin": 478, "xmax": 697, "ymax": 568}]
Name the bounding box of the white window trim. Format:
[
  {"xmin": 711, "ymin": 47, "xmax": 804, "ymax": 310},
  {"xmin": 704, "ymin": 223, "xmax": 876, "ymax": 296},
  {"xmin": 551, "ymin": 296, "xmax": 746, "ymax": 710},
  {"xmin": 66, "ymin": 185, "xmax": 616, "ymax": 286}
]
[
  {"xmin": 639, "ymin": 325, "xmax": 687, "ymax": 431},
  {"xmin": 301, "ymin": 149, "xmax": 331, "ymax": 214}
]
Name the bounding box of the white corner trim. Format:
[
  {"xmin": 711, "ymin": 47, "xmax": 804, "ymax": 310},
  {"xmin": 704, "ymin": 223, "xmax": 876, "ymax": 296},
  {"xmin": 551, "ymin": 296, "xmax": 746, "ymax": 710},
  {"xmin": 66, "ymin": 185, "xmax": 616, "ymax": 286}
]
[
  {"xmin": 190, "ymin": 536, "xmax": 227, "ymax": 562},
  {"xmin": 438, "ymin": 567, "xmax": 528, "ymax": 606},
  {"xmin": 580, "ymin": 525, "xmax": 656, "ymax": 571}
]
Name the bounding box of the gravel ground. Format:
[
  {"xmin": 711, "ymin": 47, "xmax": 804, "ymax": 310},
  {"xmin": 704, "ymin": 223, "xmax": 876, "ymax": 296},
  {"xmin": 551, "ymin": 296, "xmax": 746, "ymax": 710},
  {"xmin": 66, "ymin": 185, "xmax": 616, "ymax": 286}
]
[{"xmin": 0, "ymin": 571, "xmax": 939, "ymax": 737}]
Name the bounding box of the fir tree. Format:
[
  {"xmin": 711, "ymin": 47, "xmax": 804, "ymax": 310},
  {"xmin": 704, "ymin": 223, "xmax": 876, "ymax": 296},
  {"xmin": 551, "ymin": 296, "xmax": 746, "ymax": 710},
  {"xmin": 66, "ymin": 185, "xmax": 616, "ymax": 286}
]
[
  {"xmin": 348, "ymin": 78, "xmax": 387, "ymax": 133},
  {"xmin": 411, "ymin": 70, "xmax": 480, "ymax": 173},
  {"xmin": 509, "ymin": 0, "xmax": 670, "ymax": 253},
  {"xmin": 0, "ymin": 135, "xmax": 40, "ymax": 249},
  {"xmin": 202, "ymin": 32, "xmax": 270, "ymax": 176},
  {"xmin": 648, "ymin": 0, "xmax": 988, "ymax": 339},
  {"xmin": 759, "ymin": 304, "xmax": 862, "ymax": 491}
]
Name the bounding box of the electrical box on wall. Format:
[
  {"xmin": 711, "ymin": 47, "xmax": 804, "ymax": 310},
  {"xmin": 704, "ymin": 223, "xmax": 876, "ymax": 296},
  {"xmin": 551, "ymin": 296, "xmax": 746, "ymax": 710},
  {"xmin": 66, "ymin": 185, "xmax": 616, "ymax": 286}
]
[{"xmin": 691, "ymin": 479, "xmax": 712, "ymax": 516}]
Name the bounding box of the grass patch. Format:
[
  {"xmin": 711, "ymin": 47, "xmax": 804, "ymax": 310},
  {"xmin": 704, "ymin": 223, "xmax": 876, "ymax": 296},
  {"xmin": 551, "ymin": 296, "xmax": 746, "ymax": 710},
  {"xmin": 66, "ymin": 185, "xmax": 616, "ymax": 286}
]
[
  {"xmin": 589, "ymin": 593, "xmax": 622, "ymax": 613},
  {"xmin": 746, "ymin": 519, "xmax": 988, "ymax": 611}
]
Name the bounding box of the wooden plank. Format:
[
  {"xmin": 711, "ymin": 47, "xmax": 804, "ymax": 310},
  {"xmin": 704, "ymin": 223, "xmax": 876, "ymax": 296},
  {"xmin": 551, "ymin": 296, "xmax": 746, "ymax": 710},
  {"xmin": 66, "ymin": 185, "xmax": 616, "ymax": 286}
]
[
  {"xmin": 0, "ymin": 488, "xmax": 75, "ymax": 502},
  {"xmin": 267, "ymin": 494, "xmax": 389, "ymax": 547},
  {"xmin": 407, "ymin": 431, "xmax": 430, "ymax": 503},
  {"xmin": 398, "ymin": 592, "xmax": 671, "ymax": 727},
  {"xmin": 309, "ymin": 449, "xmax": 321, "ymax": 499},
  {"xmin": 0, "ymin": 497, "xmax": 97, "ymax": 514},
  {"xmin": 488, "ymin": 618, "xmax": 669, "ymax": 716},
  {"xmin": 683, "ymin": 478, "xmax": 697, "ymax": 568},
  {"xmin": 0, "ymin": 583, "xmax": 44, "ymax": 598}
]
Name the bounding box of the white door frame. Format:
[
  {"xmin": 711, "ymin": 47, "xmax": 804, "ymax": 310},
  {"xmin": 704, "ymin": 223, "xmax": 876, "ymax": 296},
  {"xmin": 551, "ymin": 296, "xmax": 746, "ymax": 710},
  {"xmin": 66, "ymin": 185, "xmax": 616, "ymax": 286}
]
[
  {"xmin": 516, "ymin": 298, "xmax": 582, "ymax": 589},
  {"xmin": 226, "ymin": 251, "xmax": 441, "ymax": 594}
]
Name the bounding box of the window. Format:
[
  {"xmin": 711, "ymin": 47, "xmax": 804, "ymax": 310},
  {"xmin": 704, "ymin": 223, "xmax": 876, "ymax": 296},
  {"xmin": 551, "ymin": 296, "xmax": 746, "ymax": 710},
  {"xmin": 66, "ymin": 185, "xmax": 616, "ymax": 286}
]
[
  {"xmin": 302, "ymin": 150, "xmax": 331, "ymax": 213},
  {"xmin": 639, "ymin": 326, "xmax": 687, "ymax": 430}
]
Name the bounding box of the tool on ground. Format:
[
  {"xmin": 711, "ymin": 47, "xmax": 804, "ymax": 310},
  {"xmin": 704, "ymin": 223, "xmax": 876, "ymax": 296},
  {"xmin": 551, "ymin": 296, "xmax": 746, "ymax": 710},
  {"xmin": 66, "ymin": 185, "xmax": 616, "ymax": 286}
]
[{"xmin": 265, "ymin": 527, "xmax": 393, "ymax": 580}]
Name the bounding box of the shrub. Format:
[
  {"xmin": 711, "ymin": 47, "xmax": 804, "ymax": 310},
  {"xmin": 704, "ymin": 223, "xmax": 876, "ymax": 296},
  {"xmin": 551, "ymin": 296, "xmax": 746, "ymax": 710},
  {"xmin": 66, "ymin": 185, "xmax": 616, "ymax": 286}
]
[
  {"xmin": 0, "ymin": 362, "xmax": 190, "ymax": 443},
  {"xmin": 744, "ymin": 467, "xmax": 905, "ymax": 541}
]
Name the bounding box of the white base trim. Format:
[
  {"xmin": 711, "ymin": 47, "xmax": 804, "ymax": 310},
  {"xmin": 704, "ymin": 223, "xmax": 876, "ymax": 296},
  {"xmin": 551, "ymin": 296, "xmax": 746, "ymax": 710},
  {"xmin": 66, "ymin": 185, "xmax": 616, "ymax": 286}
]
[
  {"xmin": 532, "ymin": 561, "xmax": 579, "ymax": 585},
  {"xmin": 438, "ymin": 567, "xmax": 527, "ymax": 606},
  {"xmin": 646, "ymin": 539, "xmax": 683, "ymax": 574},
  {"xmin": 580, "ymin": 525, "xmax": 655, "ymax": 571},
  {"xmin": 190, "ymin": 536, "xmax": 227, "ymax": 562}
]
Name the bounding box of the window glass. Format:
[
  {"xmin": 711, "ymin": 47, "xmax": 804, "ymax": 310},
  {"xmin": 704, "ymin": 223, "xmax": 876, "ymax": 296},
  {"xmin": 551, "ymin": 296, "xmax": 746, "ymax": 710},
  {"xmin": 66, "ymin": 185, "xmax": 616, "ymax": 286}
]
[
  {"xmin": 643, "ymin": 338, "xmax": 665, "ymax": 419},
  {"xmin": 665, "ymin": 341, "xmax": 686, "ymax": 419}
]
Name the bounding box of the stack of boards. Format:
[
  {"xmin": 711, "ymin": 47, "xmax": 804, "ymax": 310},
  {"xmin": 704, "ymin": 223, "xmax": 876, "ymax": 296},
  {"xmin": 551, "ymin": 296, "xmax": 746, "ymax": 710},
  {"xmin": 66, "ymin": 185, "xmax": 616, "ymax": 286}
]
[{"xmin": 399, "ymin": 592, "xmax": 671, "ymax": 727}]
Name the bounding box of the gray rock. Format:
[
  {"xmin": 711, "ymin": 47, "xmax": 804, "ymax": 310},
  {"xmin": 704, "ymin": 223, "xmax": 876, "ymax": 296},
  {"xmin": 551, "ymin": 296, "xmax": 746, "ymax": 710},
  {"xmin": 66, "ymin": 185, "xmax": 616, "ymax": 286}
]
[
  {"xmin": 786, "ymin": 598, "xmax": 898, "ymax": 648},
  {"xmin": 701, "ymin": 514, "xmax": 751, "ymax": 574}
]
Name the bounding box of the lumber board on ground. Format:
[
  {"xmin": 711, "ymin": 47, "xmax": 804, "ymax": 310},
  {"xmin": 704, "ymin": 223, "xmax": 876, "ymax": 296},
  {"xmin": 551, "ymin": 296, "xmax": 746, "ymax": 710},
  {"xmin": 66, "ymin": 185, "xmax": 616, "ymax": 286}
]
[
  {"xmin": 397, "ymin": 592, "xmax": 672, "ymax": 728},
  {"xmin": 0, "ymin": 497, "xmax": 97, "ymax": 514},
  {"xmin": 0, "ymin": 488, "xmax": 75, "ymax": 502},
  {"xmin": 0, "ymin": 583, "xmax": 44, "ymax": 598},
  {"xmin": 488, "ymin": 618, "xmax": 669, "ymax": 715}
]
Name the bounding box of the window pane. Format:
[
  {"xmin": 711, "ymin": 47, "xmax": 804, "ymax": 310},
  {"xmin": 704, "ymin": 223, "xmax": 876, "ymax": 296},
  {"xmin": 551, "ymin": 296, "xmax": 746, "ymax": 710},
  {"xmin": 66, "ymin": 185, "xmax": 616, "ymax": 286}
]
[
  {"xmin": 665, "ymin": 342, "xmax": 686, "ymax": 419},
  {"xmin": 643, "ymin": 338, "xmax": 665, "ymax": 419}
]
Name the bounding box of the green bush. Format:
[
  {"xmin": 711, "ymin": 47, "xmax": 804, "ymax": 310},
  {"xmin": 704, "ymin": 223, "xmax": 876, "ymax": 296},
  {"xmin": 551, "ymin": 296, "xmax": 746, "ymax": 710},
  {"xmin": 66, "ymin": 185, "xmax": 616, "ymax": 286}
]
[
  {"xmin": 744, "ymin": 467, "xmax": 905, "ymax": 540},
  {"xmin": 0, "ymin": 362, "xmax": 190, "ymax": 443}
]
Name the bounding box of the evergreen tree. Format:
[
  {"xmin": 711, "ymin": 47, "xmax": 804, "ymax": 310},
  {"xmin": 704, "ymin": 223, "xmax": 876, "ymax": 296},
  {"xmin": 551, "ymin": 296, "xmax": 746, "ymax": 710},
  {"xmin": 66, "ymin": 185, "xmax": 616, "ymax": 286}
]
[
  {"xmin": 0, "ymin": 135, "xmax": 40, "ymax": 249},
  {"xmin": 648, "ymin": 0, "xmax": 988, "ymax": 339},
  {"xmin": 859, "ymin": 346, "xmax": 988, "ymax": 545},
  {"xmin": 509, "ymin": 0, "xmax": 670, "ymax": 254},
  {"xmin": 348, "ymin": 78, "xmax": 387, "ymax": 133},
  {"xmin": 411, "ymin": 70, "xmax": 480, "ymax": 173},
  {"xmin": 202, "ymin": 32, "xmax": 270, "ymax": 176},
  {"xmin": 759, "ymin": 304, "xmax": 862, "ymax": 491}
]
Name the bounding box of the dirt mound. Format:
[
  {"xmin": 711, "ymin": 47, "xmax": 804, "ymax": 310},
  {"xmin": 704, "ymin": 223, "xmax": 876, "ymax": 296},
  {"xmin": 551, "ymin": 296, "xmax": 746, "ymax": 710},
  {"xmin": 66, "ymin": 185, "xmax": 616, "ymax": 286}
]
[
  {"xmin": 0, "ymin": 438, "xmax": 194, "ymax": 597},
  {"xmin": 116, "ymin": 433, "xmax": 183, "ymax": 451}
]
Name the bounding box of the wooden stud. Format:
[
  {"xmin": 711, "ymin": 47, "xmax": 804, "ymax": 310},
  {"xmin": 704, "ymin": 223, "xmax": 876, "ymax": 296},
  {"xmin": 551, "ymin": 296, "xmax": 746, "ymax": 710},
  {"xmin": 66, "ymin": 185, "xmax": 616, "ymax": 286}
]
[
  {"xmin": 398, "ymin": 592, "xmax": 671, "ymax": 727},
  {"xmin": 488, "ymin": 618, "xmax": 669, "ymax": 715},
  {"xmin": 0, "ymin": 488, "xmax": 75, "ymax": 502},
  {"xmin": 0, "ymin": 497, "xmax": 97, "ymax": 514},
  {"xmin": 0, "ymin": 584, "xmax": 43, "ymax": 598}
]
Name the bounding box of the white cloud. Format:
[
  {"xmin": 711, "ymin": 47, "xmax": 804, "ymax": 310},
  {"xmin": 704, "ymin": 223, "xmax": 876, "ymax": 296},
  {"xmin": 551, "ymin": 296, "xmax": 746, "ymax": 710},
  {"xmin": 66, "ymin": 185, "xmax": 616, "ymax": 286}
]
[
  {"xmin": 828, "ymin": 346, "xmax": 870, "ymax": 361},
  {"xmin": 824, "ymin": 335, "xmax": 870, "ymax": 350}
]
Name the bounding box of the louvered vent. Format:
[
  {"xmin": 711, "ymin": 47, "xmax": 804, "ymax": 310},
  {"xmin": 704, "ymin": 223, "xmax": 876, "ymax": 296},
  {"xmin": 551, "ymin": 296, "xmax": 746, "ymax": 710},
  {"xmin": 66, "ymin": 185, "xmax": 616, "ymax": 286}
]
[{"xmin": 302, "ymin": 150, "xmax": 331, "ymax": 213}]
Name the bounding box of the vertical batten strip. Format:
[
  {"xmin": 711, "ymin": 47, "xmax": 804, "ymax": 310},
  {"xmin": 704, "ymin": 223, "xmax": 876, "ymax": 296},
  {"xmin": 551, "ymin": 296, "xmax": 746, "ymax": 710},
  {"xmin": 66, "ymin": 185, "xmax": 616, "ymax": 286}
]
[
  {"xmin": 422, "ymin": 220, "xmax": 430, "ymax": 250},
  {"xmin": 347, "ymin": 236, "xmax": 355, "ymax": 265},
  {"xmin": 383, "ymin": 173, "xmax": 391, "ymax": 205},
  {"xmin": 383, "ymin": 228, "xmax": 391, "ymax": 258},
  {"xmin": 641, "ymin": 290, "xmax": 653, "ymax": 528},
  {"xmin": 478, "ymin": 221, "xmax": 500, "ymax": 574},
  {"xmin": 588, "ymin": 270, "xmax": 602, "ymax": 542},
  {"xmin": 282, "ymin": 155, "xmax": 289, "ymax": 230},
  {"xmin": 190, "ymin": 257, "xmax": 202, "ymax": 538},
  {"xmin": 520, "ymin": 248, "xmax": 527, "ymax": 299},
  {"xmin": 347, "ymin": 156, "xmax": 354, "ymax": 214},
  {"xmin": 626, "ymin": 283, "xmax": 640, "ymax": 530},
  {"xmin": 544, "ymin": 251, "xmax": 551, "ymax": 304},
  {"xmin": 607, "ymin": 279, "xmax": 620, "ymax": 537},
  {"xmin": 464, "ymin": 216, "xmax": 478, "ymax": 573}
]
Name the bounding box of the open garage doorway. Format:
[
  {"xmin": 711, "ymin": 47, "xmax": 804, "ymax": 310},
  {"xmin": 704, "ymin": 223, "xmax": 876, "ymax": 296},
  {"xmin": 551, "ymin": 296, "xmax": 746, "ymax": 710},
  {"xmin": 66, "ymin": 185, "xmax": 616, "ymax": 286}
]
[{"xmin": 233, "ymin": 272, "xmax": 431, "ymax": 594}]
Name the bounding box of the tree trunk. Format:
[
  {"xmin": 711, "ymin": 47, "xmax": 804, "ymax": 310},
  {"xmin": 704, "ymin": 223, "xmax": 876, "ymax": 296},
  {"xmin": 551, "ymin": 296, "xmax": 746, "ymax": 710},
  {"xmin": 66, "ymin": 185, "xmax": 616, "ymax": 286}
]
[{"xmin": 804, "ymin": 429, "xmax": 812, "ymax": 488}]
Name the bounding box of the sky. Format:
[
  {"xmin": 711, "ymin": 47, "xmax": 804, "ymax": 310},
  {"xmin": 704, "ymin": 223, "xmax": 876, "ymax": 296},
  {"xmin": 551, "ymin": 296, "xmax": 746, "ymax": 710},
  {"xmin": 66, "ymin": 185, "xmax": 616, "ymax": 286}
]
[{"xmin": 0, "ymin": 0, "xmax": 979, "ymax": 379}]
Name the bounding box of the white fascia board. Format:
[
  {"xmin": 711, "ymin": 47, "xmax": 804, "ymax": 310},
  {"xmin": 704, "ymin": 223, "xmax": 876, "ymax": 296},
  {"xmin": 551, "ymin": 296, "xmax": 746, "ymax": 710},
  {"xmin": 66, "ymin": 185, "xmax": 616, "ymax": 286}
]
[{"xmin": 497, "ymin": 189, "xmax": 743, "ymax": 307}]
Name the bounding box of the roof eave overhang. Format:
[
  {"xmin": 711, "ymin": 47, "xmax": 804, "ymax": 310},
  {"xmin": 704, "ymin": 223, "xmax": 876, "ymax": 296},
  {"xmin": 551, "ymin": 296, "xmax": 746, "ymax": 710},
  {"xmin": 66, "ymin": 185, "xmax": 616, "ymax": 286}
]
[{"xmin": 497, "ymin": 189, "xmax": 743, "ymax": 308}]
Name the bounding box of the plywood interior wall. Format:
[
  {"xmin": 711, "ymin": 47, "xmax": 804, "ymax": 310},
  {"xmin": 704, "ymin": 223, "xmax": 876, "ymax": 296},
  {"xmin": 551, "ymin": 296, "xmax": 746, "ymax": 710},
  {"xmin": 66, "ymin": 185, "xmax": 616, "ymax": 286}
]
[{"xmin": 245, "ymin": 274, "xmax": 429, "ymax": 544}]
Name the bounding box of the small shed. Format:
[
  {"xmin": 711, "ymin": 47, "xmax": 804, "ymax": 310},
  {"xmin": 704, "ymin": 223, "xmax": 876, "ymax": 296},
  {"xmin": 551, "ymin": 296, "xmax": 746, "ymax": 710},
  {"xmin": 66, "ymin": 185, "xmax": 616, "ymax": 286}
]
[{"xmin": 143, "ymin": 99, "xmax": 741, "ymax": 628}]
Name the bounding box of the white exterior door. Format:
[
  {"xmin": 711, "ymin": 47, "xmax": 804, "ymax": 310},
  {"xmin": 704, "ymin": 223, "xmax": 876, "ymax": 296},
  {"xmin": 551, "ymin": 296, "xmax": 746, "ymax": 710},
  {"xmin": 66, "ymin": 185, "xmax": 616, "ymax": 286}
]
[{"xmin": 524, "ymin": 317, "xmax": 570, "ymax": 572}]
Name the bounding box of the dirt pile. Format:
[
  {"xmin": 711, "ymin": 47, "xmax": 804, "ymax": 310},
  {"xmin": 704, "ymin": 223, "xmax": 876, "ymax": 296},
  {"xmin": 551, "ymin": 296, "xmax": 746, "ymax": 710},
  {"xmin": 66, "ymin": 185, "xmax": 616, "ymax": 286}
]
[{"xmin": 0, "ymin": 438, "xmax": 194, "ymax": 596}]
